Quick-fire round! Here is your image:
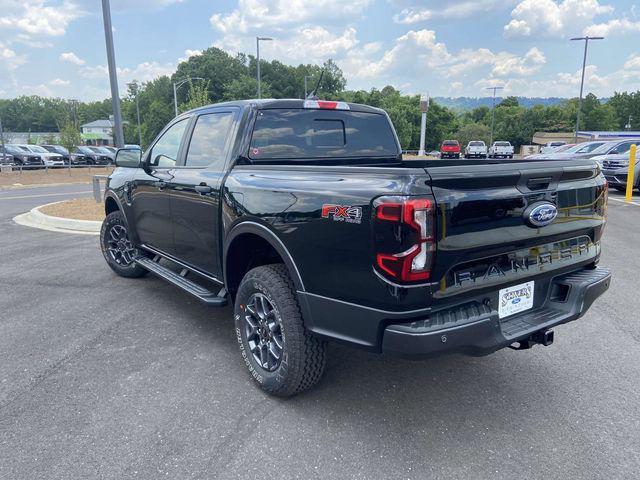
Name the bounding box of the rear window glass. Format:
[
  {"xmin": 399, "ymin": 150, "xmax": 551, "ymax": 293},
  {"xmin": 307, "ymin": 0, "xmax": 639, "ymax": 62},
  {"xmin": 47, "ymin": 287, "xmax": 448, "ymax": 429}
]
[
  {"xmin": 469, "ymin": 141, "xmax": 484, "ymax": 146},
  {"xmin": 495, "ymin": 142, "xmax": 511, "ymax": 146},
  {"xmin": 249, "ymin": 109, "xmax": 398, "ymax": 160},
  {"xmin": 442, "ymin": 140, "xmax": 459, "ymax": 146}
]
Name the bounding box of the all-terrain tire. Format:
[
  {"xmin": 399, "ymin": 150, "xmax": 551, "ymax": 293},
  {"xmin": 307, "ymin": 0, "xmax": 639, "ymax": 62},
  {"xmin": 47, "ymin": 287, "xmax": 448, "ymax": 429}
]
[
  {"xmin": 100, "ymin": 210, "xmax": 148, "ymax": 278},
  {"xmin": 234, "ymin": 264, "xmax": 327, "ymax": 397}
]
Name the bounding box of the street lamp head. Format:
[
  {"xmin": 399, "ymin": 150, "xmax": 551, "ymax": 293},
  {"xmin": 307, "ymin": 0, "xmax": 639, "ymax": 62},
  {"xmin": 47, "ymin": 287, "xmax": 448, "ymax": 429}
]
[
  {"xmin": 571, "ymin": 36, "xmax": 604, "ymax": 41},
  {"xmin": 257, "ymin": 37, "xmax": 273, "ymax": 41}
]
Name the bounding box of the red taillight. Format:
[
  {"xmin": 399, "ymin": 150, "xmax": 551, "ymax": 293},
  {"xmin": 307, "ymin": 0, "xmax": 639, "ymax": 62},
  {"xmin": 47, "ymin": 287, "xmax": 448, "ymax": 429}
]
[{"xmin": 374, "ymin": 197, "xmax": 435, "ymax": 283}]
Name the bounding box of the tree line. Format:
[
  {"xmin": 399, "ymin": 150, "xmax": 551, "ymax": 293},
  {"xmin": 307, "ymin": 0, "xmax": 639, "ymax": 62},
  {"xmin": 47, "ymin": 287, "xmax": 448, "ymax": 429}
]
[{"xmin": 1, "ymin": 46, "xmax": 639, "ymax": 150}]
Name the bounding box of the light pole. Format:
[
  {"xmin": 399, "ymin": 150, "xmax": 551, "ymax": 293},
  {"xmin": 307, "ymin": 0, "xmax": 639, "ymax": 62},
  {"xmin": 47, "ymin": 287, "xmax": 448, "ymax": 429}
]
[
  {"xmin": 256, "ymin": 36, "xmax": 273, "ymax": 99},
  {"xmin": 304, "ymin": 75, "xmax": 313, "ymax": 98},
  {"xmin": 418, "ymin": 94, "xmax": 430, "ymax": 156},
  {"xmin": 0, "ymin": 117, "xmax": 6, "ymax": 165},
  {"xmin": 571, "ymin": 35, "xmax": 604, "ymax": 141},
  {"xmin": 101, "ymin": 0, "xmax": 124, "ymax": 148},
  {"xmin": 625, "ymin": 115, "xmax": 633, "ymax": 130},
  {"xmin": 173, "ymin": 77, "xmax": 204, "ymax": 117},
  {"xmin": 486, "ymin": 85, "xmax": 504, "ymax": 147},
  {"xmin": 127, "ymin": 82, "xmax": 143, "ymax": 147}
]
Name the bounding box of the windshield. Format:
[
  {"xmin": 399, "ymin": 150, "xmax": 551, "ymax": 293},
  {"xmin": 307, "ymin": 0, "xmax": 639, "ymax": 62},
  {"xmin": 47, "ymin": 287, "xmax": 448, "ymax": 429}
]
[
  {"xmin": 77, "ymin": 146, "xmax": 93, "ymax": 154},
  {"xmin": 572, "ymin": 142, "xmax": 606, "ymax": 154},
  {"xmin": 249, "ymin": 109, "xmax": 399, "ymax": 160},
  {"xmin": 5, "ymin": 145, "xmax": 24, "ymax": 154},
  {"xmin": 590, "ymin": 142, "xmax": 620, "ymax": 155},
  {"xmin": 46, "ymin": 145, "xmax": 69, "ymax": 155},
  {"xmin": 89, "ymin": 147, "xmax": 111, "ymax": 154},
  {"xmin": 27, "ymin": 145, "xmax": 49, "ymax": 153}
]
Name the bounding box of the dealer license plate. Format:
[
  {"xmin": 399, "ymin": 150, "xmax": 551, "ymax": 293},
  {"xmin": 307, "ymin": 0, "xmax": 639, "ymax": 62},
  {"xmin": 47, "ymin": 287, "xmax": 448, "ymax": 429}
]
[{"xmin": 498, "ymin": 281, "xmax": 534, "ymax": 319}]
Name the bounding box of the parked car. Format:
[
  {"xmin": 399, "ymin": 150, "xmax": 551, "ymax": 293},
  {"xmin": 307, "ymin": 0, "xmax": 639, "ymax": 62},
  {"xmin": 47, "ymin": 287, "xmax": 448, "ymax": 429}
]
[
  {"xmin": 426, "ymin": 150, "xmax": 441, "ymax": 158},
  {"xmin": 0, "ymin": 152, "xmax": 15, "ymax": 165},
  {"xmin": 599, "ymin": 150, "xmax": 640, "ymax": 192},
  {"xmin": 440, "ymin": 140, "xmax": 460, "ymax": 159},
  {"xmin": 75, "ymin": 146, "xmax": 112, "ymax": 165},
  {"xmin": 43, "ymin": 145, "xmax": 91, "ymax": 165},
  {"xmin": 100, "ymin": 98, "xmax": 610, "ymax": 397},
  {"xmin": 564, "ymin": 139, "xmax": 640, "ymax": 161},
  {"xmin": 526, "ymin": 141, "xmax": 607, "ymax": 160},
  {"xmin": 88, "ymin": 146, "xmax": 115, "ymax": 163},
  {"xmin": 489, "ymin": 141, "xmax": 514, "ymax": 159},
  {"xmin": 1, "ymin": 144, "xmax": 44, "ymax": 168},
  {"xmin": 464, "ymin": 140, "xmax": 487, "ymax": 159},
  {"xmin": 540, "ymin": 141, "xmax": 566, "ymax": 154},
  {"xmin": 21, "ymin": 145, "xmax": 65, "ymax": 167}
]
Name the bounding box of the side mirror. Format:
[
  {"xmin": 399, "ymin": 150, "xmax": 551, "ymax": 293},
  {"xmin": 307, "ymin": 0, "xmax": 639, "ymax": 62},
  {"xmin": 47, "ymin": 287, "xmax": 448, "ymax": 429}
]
[{"xmin": 115, "ymin": 148, "xmax": 142, "ymax": 168}]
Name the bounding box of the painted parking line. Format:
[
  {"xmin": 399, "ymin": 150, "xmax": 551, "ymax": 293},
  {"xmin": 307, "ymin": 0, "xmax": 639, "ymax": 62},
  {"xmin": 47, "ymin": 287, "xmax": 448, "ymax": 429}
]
[
  {"xmin": 608, "ymin": 196, "xmax": 640, "ymax": 207},
  {"xmin": 0, "ymin": 190, "xmax": 92, "ymax": 201}
]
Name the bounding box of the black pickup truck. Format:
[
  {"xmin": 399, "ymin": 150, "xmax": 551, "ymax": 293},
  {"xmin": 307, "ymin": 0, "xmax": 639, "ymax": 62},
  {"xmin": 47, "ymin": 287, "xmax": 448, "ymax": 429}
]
[{"xmin": 101, "ymin": 99, "xmax": 611, "ymax": 396}]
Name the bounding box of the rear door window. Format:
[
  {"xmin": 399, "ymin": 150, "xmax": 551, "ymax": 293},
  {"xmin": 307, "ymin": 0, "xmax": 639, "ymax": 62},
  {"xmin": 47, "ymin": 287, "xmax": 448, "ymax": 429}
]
[{"xmin": 249, "ymin": 109, "xmax": 398, "ymax": 160}]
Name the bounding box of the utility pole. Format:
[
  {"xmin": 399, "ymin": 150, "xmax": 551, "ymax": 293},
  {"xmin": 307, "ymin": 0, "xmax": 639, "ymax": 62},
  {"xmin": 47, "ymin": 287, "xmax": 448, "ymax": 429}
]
[
  {"xmin": 418, "ymin": 94, "xmax": 429, "ymax": 156},
  {"xmin": 172, "ymin": 77, "xmax": 204, "ymax": 117},
  {"xmin": 304, "ymin": 75, "xmax": 313, "ymax": 98},
  {"xmin": 128, "ymin": 82, "xmax": 143, "ymax": 147},
  {"xmin": 0, "ymin": 117, "xmax": 6, "ymax": 165},
  {"xmin": 101, "ymin": 0, "xmax": 124, "ymax": 148},
  {"xmin": 486, "ymin": 85, "xmax": 504, "ymax": 147},
  {"xmin": 570, "ymin": 35, "xmax": 604, "ymax": 142},
  {"xmin": 256, "ymin": 36, "xmax": 273, "ymax": 99}
]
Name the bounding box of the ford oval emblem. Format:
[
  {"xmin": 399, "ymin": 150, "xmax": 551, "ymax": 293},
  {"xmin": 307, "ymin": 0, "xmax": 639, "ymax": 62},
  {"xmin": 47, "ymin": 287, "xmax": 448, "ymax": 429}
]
[{"xmin": 524, "ymin": 203, "xmax": 558, "ymax": 228}]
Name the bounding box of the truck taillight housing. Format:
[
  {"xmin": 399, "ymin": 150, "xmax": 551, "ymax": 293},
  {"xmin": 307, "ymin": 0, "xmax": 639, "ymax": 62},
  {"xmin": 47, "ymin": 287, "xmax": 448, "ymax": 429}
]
[{"xmin": 373, "ymin": 196, "xmax": 435, "ymax": 283}]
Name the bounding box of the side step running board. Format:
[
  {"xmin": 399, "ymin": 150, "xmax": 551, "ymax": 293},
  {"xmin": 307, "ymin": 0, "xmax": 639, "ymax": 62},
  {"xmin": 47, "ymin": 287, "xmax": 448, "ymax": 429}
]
[{"xmin": 135, "ymin": 256, "xmax": 228, "ymax": 307}]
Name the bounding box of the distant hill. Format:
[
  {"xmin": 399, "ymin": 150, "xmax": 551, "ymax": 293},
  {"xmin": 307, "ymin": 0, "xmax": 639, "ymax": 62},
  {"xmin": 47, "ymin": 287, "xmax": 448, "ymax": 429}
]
[{"xmin": 433, "ymin": 96, "xmax": 570, "ymax": 111}]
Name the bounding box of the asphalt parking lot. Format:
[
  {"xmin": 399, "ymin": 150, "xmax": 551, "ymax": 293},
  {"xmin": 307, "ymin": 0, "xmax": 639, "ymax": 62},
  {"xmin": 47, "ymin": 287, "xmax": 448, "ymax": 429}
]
[{"xmin": 1, "ymin": 184, "xmax": 639, "ymax": 479}]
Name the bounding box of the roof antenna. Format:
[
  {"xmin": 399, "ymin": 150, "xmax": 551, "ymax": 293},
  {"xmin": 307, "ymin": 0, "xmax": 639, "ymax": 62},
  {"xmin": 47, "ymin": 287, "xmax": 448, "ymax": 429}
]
[{"xmin": 306, "ymin": 69, "xmax": 325, "ymax": 100}]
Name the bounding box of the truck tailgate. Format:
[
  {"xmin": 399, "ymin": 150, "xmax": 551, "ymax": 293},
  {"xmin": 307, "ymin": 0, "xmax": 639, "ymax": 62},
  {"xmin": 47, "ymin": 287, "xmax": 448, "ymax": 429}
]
[{"xmin": 426, "ymin": 160, "xmax": 607, "ymax": 304}]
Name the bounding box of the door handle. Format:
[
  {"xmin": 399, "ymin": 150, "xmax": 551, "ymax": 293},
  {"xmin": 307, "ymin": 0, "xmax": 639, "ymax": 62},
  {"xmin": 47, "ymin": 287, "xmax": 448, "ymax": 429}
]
[
  {"xmin": 153, "ymin": 180, "xmax": 167, "ymax": 190},
  {"xmin": 195, "ymin": 184, "xmax": 212, "ymax": 194}
]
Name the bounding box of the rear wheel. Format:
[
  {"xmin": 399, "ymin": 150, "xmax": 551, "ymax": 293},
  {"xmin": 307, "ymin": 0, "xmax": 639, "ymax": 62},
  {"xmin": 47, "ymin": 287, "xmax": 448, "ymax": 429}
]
[
  {"xmin": 100, "ymin": 210, "xmax": 148, "ymax": 278},
  {"xmin": 234, "ymin": 264, "xmax": 327, "ymax": 397}
]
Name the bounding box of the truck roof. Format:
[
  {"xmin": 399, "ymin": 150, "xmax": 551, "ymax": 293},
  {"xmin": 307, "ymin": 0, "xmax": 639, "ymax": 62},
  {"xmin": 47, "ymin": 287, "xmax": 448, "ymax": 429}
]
[{"xmin": 183, "ymin": 98, "xmax": 387, "ymax": 116}]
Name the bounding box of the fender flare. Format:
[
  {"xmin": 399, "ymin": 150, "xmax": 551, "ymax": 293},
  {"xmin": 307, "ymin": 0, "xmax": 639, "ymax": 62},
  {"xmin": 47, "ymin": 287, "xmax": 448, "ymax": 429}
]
[
  {"xmin": 224, "ymin": 221, "xmax": 305, "ymax": 292},
  {"xmin": 104, "ymin": 191, "xmax": 124, "ymax": 214}
]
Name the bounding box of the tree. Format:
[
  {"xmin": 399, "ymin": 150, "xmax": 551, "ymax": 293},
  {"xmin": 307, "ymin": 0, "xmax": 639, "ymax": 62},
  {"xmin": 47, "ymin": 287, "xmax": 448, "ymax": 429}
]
[
  {"xmin": 180, "ymin": 79, "xmax": 211, "ymax": 112},
  {"xmin": 454, "ymin": 122, "xmax": 491, "ymax": 147},
  {"xmin": 59, "ymin": 123, "xmax": 82, "ymax": 156}
]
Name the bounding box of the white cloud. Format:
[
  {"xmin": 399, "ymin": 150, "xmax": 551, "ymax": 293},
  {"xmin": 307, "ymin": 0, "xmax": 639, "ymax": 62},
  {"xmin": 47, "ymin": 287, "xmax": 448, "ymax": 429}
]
[
  {"xmin": 584, "ymin": 18, "xmax": 640, "ymax": 37},
  {"xmin": 178, "ymin": 49, "xmax": 202, "ymax": 63},
  {"xmin": 0, "ymin": 42, "xmax": 26, "ymax": 70},
  {"xmin": 210, "ymin": 0, "xmax": 372, "ymax": 33},
  {"xmin": 59, "ymin": 51, "xmax": 85, "ymax": 65},
  {"xmin": 393, "ymin": 9, "xmax": 432, "ymax": 24},
  {"xmin": 504, "ymin": 0, "xmax": 614, "ymax": 38},
  {"xmin": 49, "ymin": 78, "xmax": 70, "ymax": 86},
  {"xmin": 0, "ymin": 1, "xmax": 86, "ymax": 37},
  {"xmin": 392, "ymin": 0, "xmax": 514, "ymax": 23},
  {"xmin": 80, "ymin": 61, "xmax": 175, "ymax": 84}
]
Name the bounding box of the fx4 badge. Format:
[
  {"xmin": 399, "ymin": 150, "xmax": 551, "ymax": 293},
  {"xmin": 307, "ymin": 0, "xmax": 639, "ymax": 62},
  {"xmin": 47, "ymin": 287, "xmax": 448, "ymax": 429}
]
[{"xmin": 321, "ymin": 204, "xmax": 363, "ymax": 224}]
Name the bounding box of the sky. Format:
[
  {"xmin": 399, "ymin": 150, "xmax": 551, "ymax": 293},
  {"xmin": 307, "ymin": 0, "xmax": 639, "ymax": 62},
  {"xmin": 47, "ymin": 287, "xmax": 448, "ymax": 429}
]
[{"xmin": 0, "ymin": 0, "xmax": 639, "ymax": 101}]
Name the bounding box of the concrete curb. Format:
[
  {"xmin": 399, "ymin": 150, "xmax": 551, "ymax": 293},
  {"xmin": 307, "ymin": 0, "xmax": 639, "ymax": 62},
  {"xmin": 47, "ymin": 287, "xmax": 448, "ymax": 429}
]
[
  {"xmin": 0, "ymin": 181, "xmax": 92, "ymax": 191},
  {"xmin": 13, "ymin": 201, "xmax": 101, "ymax": 236}
]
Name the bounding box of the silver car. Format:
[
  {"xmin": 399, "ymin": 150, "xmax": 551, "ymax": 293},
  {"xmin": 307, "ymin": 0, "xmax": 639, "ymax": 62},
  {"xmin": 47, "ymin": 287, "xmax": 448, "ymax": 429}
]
[{"xmin": 21, "ymin": 144, "xmax": 65, "ymax": 167}]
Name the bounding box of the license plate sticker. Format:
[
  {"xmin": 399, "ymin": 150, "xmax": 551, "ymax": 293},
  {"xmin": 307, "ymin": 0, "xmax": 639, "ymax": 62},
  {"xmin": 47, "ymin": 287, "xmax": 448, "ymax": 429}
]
[{"xmin": 498, "ymin": 281, "xmax": 534, "ymax": 319}]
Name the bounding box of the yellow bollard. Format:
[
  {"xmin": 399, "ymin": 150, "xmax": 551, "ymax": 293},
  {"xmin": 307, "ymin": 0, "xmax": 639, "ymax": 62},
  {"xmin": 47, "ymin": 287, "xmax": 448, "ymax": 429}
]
[{"xmin": 625, "ymin": 144, "xmax": 637, "ymax": 202}]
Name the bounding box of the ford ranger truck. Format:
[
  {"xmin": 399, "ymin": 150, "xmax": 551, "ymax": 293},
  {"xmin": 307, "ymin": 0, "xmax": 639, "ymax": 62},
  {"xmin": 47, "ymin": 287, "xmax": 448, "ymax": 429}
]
[
  {"xmin": 489, "ymin": 141, "xmax": 515, "ymax": 159},
  {"xmin": 440, "ymin": 140, "xmax": 461, "ymax": 159},
  {"xmin": 464, "ymin": 140, "xmax": 487, "ymax": 159},
  {"xmin": 101, "ymin": 99, "xmax": 611, "ymax": 397}
]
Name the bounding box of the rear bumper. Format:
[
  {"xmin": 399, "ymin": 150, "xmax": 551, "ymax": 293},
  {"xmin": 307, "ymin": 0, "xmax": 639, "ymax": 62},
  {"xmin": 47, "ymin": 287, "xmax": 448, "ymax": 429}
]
[
  {"xmin": 299, "ymin": 266, "xmax": 611, "ymax": 357},
  {"xmin": 381, "ymin": 266, "xmax": 611, "ymax": 358}
]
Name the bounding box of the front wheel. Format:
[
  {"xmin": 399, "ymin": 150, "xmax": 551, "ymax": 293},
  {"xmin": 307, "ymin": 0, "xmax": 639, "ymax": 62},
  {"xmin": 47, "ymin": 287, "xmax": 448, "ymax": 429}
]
[
  {"xmin": 100, "ymin": 210, "xmax": 148, "ymax": 278},
  {"xmin": 234, "ymin": 264, "xmax": 327, "ymax": 397}
]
